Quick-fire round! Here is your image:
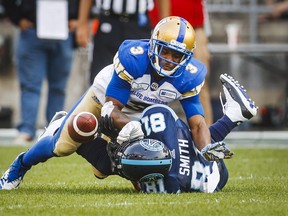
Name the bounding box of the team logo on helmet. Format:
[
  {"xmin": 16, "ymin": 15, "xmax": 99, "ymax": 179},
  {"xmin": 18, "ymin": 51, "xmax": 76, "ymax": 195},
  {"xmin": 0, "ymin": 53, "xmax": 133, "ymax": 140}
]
[
  {"xmin": 139, "ymin": 139, "xmax": 164, "ymax": 151},
  {"xmin": 170, "ymin": 39, "xmax": 186, "ymax": 50}
]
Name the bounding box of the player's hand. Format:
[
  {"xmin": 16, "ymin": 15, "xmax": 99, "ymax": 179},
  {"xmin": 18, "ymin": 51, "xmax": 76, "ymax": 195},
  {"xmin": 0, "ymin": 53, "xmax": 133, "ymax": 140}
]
[
  {"xmin": 117, "ymin": 121, "xmax": 144, "ymax": 144},
  {"xmin": 99, "ymin": 101, "xmax": 119, "ymax": 138},
  {"xmin": 106, "ymin": 139, "xmax": 120, "ymax": 161},
  {"xmin": 201, "ymin": 141, "xmax": 234, "ymax": 161},
  {"xmin": 99, "ymin": 115, "xmax": 119, "ymax": 139},
  {"xmin": 101, "ymin": 101, "xmax": 114, "ymax": 117}
]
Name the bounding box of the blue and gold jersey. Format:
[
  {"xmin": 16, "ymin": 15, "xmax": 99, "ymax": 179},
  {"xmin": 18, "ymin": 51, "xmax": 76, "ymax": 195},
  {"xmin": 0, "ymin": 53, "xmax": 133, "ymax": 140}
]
[{"xmin": 93, "ymin": 39, "xmax": 207, "ymax": 120}]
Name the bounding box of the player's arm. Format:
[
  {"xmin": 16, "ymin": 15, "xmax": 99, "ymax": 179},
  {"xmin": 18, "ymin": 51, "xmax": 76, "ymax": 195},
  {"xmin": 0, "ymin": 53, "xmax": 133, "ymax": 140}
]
[
  {"xmin": 104, "ymin": 96, "xmax": 131, "ymax": 129},
  {"xmin": 179, "ymin": 61, "xmax": 211, "ymax": 150},
  {"xmin": 104, "ymin": 70, "xmax": 132, "ymax": 127},
  {"xmin": 187, "ymin": 115, "xmax": 211, "ymax": 151},
  {"xmin": 180, "ymin": 93, "xmax": 211, "ymax": 151},
  {"xmin": 102, "ymin": 71, "xmax": 144, "ymax": 143}
]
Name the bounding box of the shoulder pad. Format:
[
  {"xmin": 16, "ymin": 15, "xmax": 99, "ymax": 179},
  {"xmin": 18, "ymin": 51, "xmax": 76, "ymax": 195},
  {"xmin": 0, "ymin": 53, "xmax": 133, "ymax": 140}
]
[
  {"xmin": 176, "ymin": 58, "xmax": 207, "ymax": 98},
  {"xmin": 113, "ymin": 40, "xmax": 150, "ymax": 84}
]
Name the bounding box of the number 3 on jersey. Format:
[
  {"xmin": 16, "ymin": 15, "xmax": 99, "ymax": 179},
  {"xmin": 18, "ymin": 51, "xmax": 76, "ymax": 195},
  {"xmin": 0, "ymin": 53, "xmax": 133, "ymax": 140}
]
[
  {"xmin": 130, "ymin": 46, "xmax": 144, "ymax": 55},
  {"xmin": 141, "ymin": 112, "xmax": 166, "ymax": 136}
]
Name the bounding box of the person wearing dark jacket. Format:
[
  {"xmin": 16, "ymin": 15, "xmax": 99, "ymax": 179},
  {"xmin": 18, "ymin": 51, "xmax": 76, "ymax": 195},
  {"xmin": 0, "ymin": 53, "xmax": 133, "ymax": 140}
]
[{"xmin": 3, "ymin": 0, "xmax": 79, "ymax": 143}]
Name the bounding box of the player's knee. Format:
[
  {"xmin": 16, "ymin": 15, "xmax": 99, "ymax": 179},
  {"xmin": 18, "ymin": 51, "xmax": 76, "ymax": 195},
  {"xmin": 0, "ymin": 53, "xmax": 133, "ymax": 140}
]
[{"xmin": 53, "ymin": 143, "xmax": 77, "ymax": 157}]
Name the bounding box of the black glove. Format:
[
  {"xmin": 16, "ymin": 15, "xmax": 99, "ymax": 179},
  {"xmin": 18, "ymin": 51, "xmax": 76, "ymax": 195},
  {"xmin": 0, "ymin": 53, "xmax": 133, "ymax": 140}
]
[
  {"xmin": 98, "ymin": 115, "xmax": 120, "ymax": 140},
  {"xmin": 106, "ymin": 139, "xmax": 121, "ymax": 174}
]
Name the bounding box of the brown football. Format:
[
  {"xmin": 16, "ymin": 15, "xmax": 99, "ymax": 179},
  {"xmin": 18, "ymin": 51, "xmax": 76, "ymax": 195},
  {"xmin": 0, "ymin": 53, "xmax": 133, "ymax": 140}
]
[{"xmin": 67, "ymin": 112, "xmax": 98, "ymax": 143}]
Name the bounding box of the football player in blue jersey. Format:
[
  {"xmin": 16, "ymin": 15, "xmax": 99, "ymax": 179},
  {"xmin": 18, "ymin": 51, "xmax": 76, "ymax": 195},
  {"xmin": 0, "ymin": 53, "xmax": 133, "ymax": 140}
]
[
  {"xmin": 0, "ymin": 16, "xmax": 257, "ymax": 190},
  {"xmin": 76, "ymin": 73, "xmax": 257, "ymax": 193}
]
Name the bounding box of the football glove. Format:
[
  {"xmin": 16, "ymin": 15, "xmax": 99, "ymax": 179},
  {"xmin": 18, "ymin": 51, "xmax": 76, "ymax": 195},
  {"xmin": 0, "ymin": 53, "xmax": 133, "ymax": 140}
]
[
  {"xmin": 117, "ymin": 121, "xmax": 144, "ymax": 144},
  {"xmin": 201, "ymin": 141, "xmax": 234, "ymax": 161},
  {"xmin": 106, "ymin": 139, "xmax": 119, "ymax": 157},
  {"xmin": 99, "ymin": 101, "xmax": 120, "ymax": 139},
  {"xmin": 101, "ymin": 101, "xmax": 114, "ymax": 117},
  {"xmin": 98, "ymin": 115, "xmax": 120, "ymax": 139}
]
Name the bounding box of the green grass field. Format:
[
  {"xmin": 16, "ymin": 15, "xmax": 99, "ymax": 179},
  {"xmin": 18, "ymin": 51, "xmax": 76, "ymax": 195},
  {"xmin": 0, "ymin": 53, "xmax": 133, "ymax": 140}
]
[{"xmin": 0, "ymin": 146, "xmax": 288, "ymax": 216}]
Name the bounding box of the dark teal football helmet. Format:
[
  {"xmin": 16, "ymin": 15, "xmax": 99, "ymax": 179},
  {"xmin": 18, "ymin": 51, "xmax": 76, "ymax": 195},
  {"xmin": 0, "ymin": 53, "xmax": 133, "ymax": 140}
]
[{"xmin": 113, "ymin": 139, "xmax": 172, "ymax": 182}]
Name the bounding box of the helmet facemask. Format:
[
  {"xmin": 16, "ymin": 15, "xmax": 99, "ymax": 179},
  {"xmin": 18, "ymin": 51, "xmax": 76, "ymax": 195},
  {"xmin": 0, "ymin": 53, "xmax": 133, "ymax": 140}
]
[
  {"xmin": 149, "ymin": 39, "xmax": 193, "ymax": 77},
  {"xmin": 149, "ymin": 16, "xmax": 196, "ymax": 78}
]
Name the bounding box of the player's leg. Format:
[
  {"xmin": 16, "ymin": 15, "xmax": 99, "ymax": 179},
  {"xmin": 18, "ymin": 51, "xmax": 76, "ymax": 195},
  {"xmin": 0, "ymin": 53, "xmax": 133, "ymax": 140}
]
[
  {"xmin": 76, "ymin": 137, "xmax": 113, "ymax": 179},
  {"xmin": 201, "ymin": 74, "xmax": 258, "ymax": 161},
  {"xmin": 52, "ymin": 88, "xmax": 102, "ymax": 156},
  {"xmin": 0, "ymin": 111, "xmax": 66, "ymax": 190},
  {"xmin": 22, "ymin": 87, "xmax": 101, "ymax": 165},
  {"xmin": 209, "ymin": 73, "xmax": 258, "ymax": 142},
  {"xmin": 0, "ymin": 88, "xmax": 102, "ymax": 190}
]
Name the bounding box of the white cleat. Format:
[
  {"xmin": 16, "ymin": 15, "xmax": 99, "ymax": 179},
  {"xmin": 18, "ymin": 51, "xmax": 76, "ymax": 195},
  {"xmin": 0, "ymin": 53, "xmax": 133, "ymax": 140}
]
[
  {"xmin": 220, "ymin": 74, "xmax": 258, "ymax": 124},
  {"xmin": 0, "ymin": 153, "xmax": 30, "ymax": 190}
]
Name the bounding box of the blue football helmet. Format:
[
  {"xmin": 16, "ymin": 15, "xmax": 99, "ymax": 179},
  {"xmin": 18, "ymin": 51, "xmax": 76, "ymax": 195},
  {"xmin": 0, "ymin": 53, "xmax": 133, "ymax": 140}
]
[
  {"xmin": 113, "ymin": 139, "xmax": 172, "ymax": 182},
  {"xmin": 149, "ymin": 16, "xmax": 196, "ymax": 77}
]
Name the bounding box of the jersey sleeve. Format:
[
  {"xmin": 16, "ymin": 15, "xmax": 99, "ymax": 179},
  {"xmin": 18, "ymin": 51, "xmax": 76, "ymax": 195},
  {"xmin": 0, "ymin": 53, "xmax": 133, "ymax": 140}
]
[
  {"xmin": 179, "ymin": 59, "xmax": 207, "ymax": 99},
  {"xmin": 180, "ymin": 94, "xmax": 204, "ymax": 119},
  {"xmin": 177, "ymin": 59, "xmax": 206, "ymax": 119},
  {"xmin": 105, "ymin": 71, "xmax": 131, "ymax": 105},
  {"xmin": 106, "ymin": 40, "xmax": 150, "ymax": 105}
]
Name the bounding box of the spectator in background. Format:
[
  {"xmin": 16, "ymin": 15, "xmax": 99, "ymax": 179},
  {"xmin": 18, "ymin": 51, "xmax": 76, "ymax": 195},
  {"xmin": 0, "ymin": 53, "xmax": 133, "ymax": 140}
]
[
  {"xmin": 150, "ymin": 0, "xmax": 213, "ymax": 125},
  {"xmin": 76, "ymin": 0, "xmax": 169, "ymax": 84},
  {"xmin": 2, "ymin": 0, "xmax": 79, "ymax": 143}
]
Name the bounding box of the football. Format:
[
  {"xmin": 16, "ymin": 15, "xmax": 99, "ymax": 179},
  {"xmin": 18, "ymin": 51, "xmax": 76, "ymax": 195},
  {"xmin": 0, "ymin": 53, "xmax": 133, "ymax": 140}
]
[{"xmin": 67, "ymin": 112, "xmax": 98, "ymax": 143}]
